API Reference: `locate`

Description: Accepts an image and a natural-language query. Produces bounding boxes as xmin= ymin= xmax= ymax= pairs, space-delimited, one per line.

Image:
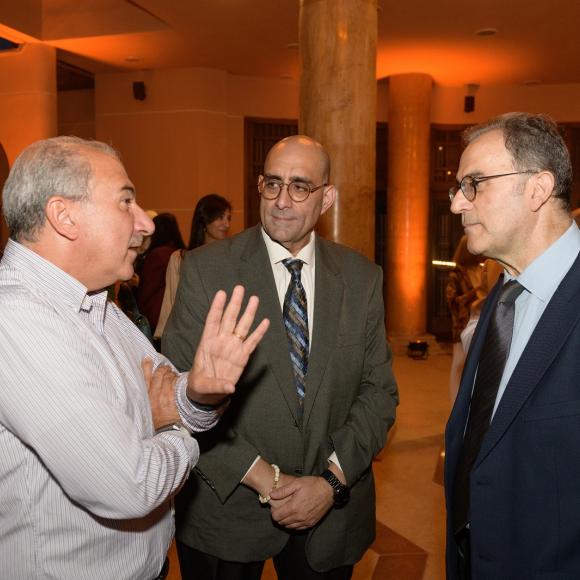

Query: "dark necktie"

xmin=453 ymin=279 xmax=525 ymax=533
xmin=282 ymin=259 xmax=309 ymax=412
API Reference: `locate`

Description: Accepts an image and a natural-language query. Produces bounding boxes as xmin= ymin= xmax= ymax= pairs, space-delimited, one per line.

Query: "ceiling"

xmin=0 ymin=0 xmax=579 ymax=88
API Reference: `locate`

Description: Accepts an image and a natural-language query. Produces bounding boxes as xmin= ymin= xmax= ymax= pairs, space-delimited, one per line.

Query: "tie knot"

xmin=498 ymin=279 xmax=525 ymax=306
xmin=282 ymin=258 xmax=304 ymax=278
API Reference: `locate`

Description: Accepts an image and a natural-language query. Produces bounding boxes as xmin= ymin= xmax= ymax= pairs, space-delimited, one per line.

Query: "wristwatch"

xmin=155 ymin=422 xmax=189 ymax=436
xmin=320 ymin=469 xmax=350 ymax=507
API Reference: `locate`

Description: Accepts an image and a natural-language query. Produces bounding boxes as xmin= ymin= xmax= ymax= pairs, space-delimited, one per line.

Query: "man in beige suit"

xmin=162 ymin=135 xmax=398 ymax=580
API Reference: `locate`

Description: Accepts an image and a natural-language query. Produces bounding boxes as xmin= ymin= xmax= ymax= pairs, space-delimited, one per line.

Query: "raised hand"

xmin=187 ymin=285 xmax=270 ymax=406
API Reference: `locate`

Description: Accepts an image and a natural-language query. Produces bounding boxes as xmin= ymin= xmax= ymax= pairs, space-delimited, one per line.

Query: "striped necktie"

xmin=282 ymin=258 xmax=309 ymax=411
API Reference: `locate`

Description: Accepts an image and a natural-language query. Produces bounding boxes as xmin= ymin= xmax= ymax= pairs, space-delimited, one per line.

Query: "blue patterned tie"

xmin=282 ymin=259 xmax=309 ymax=411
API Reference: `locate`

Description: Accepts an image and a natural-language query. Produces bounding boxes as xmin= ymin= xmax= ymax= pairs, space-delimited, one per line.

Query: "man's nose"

xmin=135 ymin=205 xmax=155 ymax=235
xmin=275 ymin=183 xmax=293 ymax=209
xmin=450 ymin=189 xmax=472 ymax=214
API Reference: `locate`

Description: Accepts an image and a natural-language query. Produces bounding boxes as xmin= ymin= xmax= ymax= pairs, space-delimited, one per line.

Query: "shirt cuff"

xmin=328 ymin=451 xmax=343 ymax=472
xmin=241 ymin=455 xmax=261 ymax=483
xmin=175 ymin=373 xmax=226 ymax=433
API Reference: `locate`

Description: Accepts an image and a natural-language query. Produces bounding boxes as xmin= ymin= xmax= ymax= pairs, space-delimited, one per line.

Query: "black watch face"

xmin=334 ymin=485 xmax=350 ymax=507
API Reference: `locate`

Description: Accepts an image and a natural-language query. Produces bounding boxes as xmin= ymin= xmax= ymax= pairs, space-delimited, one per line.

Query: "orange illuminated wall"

xmin=94 ymin=68 xmax=298 ymax=244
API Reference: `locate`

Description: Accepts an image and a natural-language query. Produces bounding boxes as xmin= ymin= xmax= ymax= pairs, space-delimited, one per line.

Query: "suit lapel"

xmin=445 ymin=278 xmax=502 ymax=483
xmin=238 ymin=227 xmax=300 ymax=423
xmin=476 ymin=253 xmax=580 ymax=467
xmin=303 ymin=238 xmax=343 ymax=426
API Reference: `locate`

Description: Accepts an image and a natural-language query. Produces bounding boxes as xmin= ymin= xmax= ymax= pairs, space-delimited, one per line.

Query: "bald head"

xmin=265 ymin=135 xmax=331 ymax=183
xmin=259 ymin=134 xmax=336 ymax=256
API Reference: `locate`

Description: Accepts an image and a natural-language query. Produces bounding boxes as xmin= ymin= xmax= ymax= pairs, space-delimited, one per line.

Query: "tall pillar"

xmin=386 ymin=73 xmax=432 ymax=344
xmin=299 ymin=0 xmax=377 ymax=259
xmin=0 ymin=42 xmax=57 ymax=247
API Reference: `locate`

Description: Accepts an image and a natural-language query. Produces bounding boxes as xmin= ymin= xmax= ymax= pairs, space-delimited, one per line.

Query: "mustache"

xmin=269 ymin=209 xmax=296 ymax=218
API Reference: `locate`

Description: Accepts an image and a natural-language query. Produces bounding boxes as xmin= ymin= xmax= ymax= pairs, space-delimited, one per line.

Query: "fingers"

xmin=243 ymin=318 xmax=270 ymax=355
xmin=141 ymin=357 xmax=153 ymax=385
xmin=203 ymin=286 xmax=269 ymax=348
xmin=218 ymin=285 xmax=246 ymax=335
xmin=269 ymin=482 xmax=295 ymax=501
xmin=199 ymin=289 xmax=227 ymax=343
xmin=232 ymin=294 xmax=259 ymax=339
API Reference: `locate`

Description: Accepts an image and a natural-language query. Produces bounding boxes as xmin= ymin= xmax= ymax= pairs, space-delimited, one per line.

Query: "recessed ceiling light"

xmin=475 ymin=28 xmax=497 ymax=37
xmin=286 ymin=43 xmax=299 ymax=50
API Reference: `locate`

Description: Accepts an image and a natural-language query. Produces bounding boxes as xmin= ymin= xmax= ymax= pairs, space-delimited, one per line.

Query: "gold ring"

xmin=233 ymin=332 xmax=246 ymax=342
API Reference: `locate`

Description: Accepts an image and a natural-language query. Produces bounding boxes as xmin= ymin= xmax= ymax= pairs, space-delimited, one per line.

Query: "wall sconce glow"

xmin=432 ymin=260 xmax=456 ymax=267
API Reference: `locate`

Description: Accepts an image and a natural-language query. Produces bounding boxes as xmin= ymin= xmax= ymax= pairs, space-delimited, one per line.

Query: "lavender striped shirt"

xmin=0 ymin=240 xmax=219 ymax=579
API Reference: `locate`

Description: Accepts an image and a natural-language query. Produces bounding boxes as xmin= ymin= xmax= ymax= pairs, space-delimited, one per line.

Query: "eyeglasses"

xmin=258 ymin=177 xmax=327 ymax=203
xmin=448 ymin=171 xmax=537 ymax=203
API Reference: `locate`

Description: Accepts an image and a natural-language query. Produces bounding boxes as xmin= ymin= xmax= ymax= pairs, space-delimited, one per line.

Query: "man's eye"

xmin=292 ymin=182 xmax=309 ymax=193
xmin=265 ymin=180 xmax=281 ymax=189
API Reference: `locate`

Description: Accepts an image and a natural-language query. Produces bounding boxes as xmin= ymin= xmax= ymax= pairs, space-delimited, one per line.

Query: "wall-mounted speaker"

xmin=133 ymin=81 xmax=146 ymax=101
xmin=464 ymin=95 xmax=475 ymax=113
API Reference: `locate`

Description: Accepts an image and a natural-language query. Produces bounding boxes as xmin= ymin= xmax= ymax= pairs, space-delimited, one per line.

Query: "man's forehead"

xmin=459 ymin=130 xmax=511 ymax=173
xmin=265 ymin=145 xmax=323 ymax=175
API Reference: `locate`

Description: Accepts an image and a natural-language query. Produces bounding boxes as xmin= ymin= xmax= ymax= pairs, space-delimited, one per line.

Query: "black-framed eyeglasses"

xmin=258 ymin=177 xmax=327 ymax=203
xmin=448 ymin=171 xmax=538 ymax=203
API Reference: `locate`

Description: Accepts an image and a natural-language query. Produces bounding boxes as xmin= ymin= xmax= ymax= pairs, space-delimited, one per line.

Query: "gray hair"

xmin=464 ymin=112 xmax=573 ymax=209
xmin=2 ymin=136 xmax=120 ymax=242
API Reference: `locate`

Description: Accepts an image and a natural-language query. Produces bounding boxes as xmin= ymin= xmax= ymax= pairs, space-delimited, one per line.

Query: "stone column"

xmin=386 ymin=73 xmax=432 ymax=346
xmin=0 ymin=42 xmax=57 ymax=247
xmin=299 ymin=0 xmax=377 ymax=260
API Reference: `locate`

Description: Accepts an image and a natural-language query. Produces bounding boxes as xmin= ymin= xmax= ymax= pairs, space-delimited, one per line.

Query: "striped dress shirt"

xmin=0 ymin=240 xmax=220 ymax=579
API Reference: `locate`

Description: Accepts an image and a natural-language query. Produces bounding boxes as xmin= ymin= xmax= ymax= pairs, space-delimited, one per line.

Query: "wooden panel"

xmin=244 ymin=118 xmax=298 ymax=228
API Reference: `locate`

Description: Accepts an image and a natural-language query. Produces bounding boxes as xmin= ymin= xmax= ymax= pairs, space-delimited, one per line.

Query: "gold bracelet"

xmin=258 ymin=464 xmax=280 ymax=504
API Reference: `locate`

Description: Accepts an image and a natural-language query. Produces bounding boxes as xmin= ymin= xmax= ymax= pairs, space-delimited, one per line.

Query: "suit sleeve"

xmin=329 ymin=265 xmax=399 ymax=485
xmin=161 ymin=252 xmax=260 ymax=501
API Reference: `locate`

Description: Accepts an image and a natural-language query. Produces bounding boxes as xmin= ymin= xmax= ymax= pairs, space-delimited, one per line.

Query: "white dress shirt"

xmin=258 ymin=228 xmax=342 ymax=471
xmin=0 ymin=240 xmax=220 ymax=580
xmin=492 ymin=222 xmax=580 ymax=416
xmin=261 ymin=227 xmax=316 ymax=343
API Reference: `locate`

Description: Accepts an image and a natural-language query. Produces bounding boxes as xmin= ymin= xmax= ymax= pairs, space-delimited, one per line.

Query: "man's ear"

xmin=45 ymin=196 xmax=79 ymax=241
xmin=529 ymin=171 xmax=555 ymax=212
xmin=320 ymin=185 xmax=337 ymax=215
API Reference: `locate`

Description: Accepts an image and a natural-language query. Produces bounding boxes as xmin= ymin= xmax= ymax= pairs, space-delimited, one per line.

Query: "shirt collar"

xmin=2 ymin=239 xmax=108 ymax=314
xmin=260 ymin=227 xmax=316 ymax=267
xmin=511 ymin=222 xmax=580 ymax=302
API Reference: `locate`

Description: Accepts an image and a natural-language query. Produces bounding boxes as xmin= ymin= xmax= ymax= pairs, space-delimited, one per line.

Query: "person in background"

xmin=136 ymin=212 xmax=185 ymax=339
xmin=0 ymin=135 xmax=269 ymax=580
xmin=446 ymin=236 xmax=483 ymax=404
xmin=459 ymin=258 xmax=503 ymax=355
xmin=155 ymin=194 xmax=231 ymax=340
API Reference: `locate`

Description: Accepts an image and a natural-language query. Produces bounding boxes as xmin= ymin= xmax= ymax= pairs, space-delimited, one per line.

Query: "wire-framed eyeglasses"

xmin=258 ymin=177 xmax=327 ymax=203
xmin=448 ymin=171 xmax=538 ymax=203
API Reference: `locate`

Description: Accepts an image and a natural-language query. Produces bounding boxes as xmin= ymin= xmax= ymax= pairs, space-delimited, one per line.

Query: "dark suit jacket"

xmin=162 ymin=225 xmax=398 ymax=572
xmin=445 ymin=251 xmax=580 ymax=579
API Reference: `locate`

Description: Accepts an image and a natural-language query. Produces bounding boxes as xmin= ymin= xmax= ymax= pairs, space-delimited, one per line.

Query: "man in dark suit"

xmin=445 ymin=113 xmax=580 ymax=579
xmin=162 ymin=135 xmax=398 ymax=579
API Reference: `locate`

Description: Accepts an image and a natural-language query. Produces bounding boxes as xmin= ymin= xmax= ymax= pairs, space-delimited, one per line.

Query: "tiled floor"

xmin=169 ymin=349 xmax=452 ymax=580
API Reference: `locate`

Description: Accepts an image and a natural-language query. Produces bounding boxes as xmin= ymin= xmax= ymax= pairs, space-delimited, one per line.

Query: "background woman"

xmin=154 ymin=194 xmax=231 ymax=339
xmin=136 ymin=212 xmax=185 ymax=340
